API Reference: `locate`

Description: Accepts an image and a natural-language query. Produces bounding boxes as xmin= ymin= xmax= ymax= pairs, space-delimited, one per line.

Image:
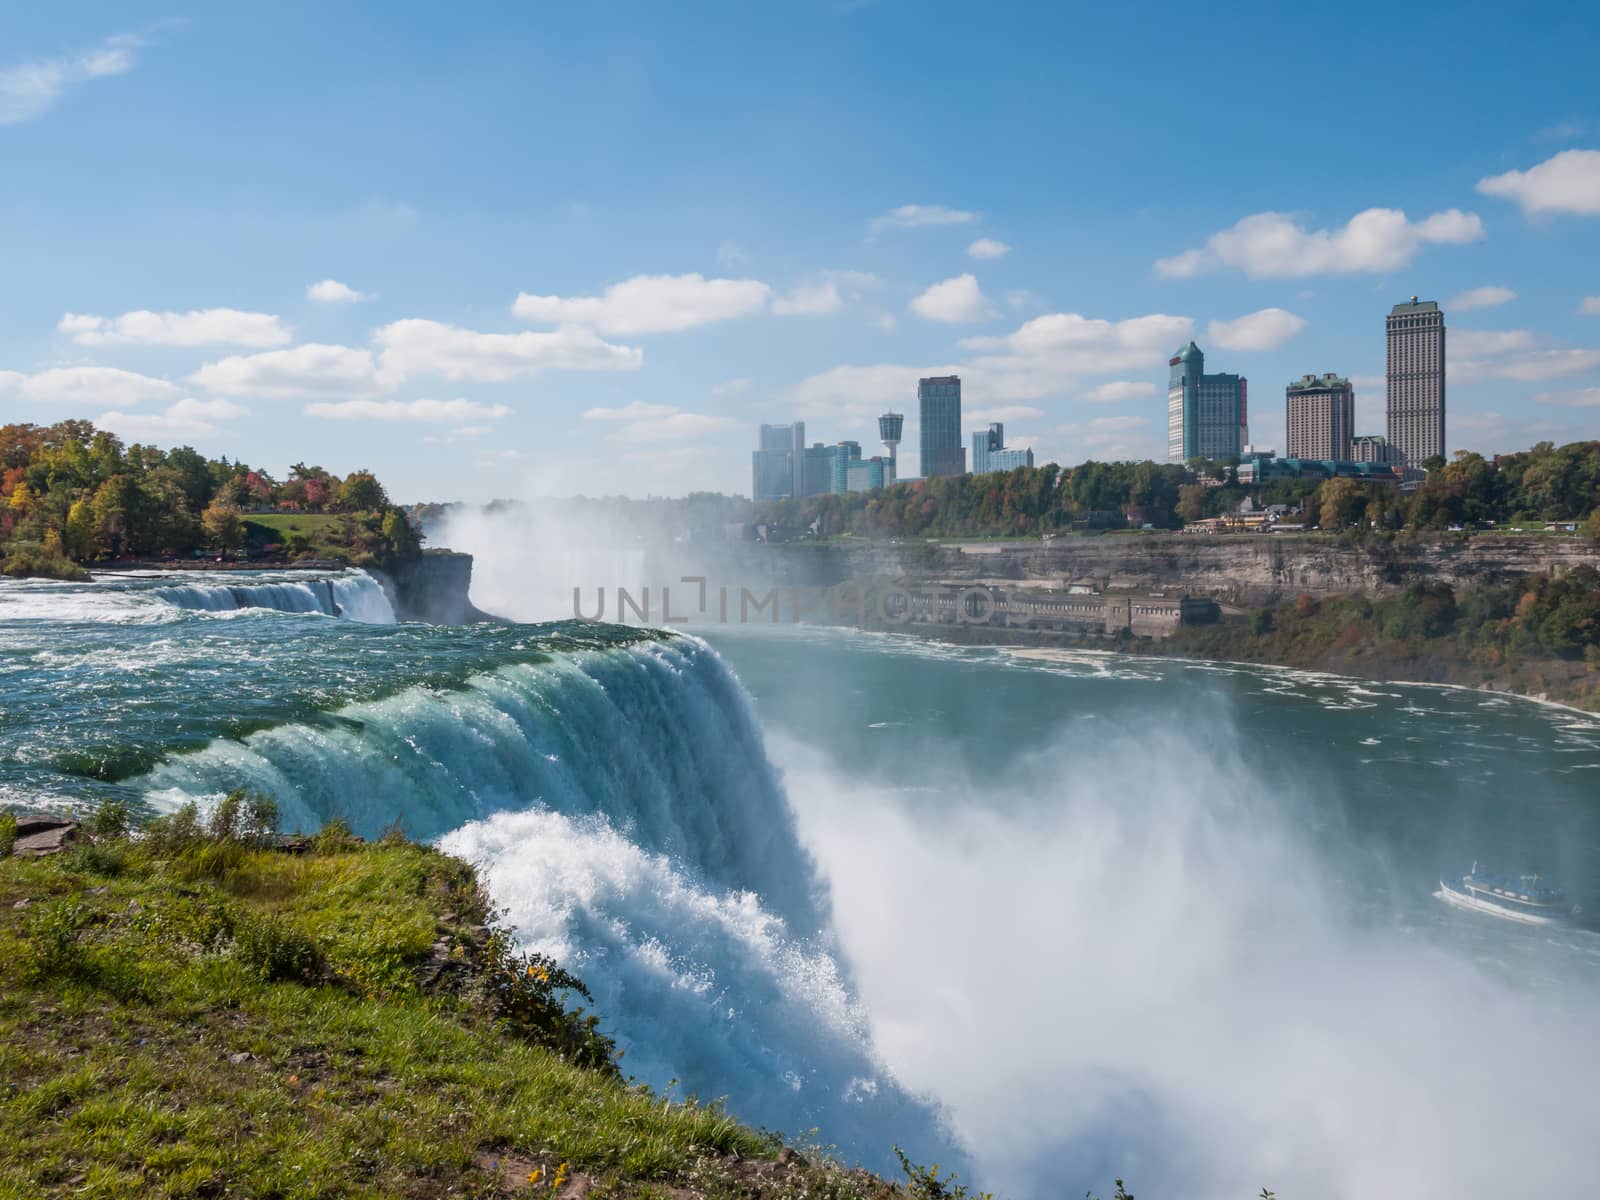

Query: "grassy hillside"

xmin=0 ymin=809 xmax=915 ymax=1200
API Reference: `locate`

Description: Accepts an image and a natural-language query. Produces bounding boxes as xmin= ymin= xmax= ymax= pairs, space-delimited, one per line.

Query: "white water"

xmin=128 ymin=633 xmax=959 ymax=1167
xmin=0 ymin=570 xmax=396 ymax=624
xmin=154 ymin=570 xmax=395 ymax=623
xmin=768 ymin=724 xmax=1600 ymax=1198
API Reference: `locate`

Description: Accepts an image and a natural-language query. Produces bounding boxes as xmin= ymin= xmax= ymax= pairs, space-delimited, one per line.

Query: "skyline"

xmin=1 ymin=4 xmax=1598 ymax=502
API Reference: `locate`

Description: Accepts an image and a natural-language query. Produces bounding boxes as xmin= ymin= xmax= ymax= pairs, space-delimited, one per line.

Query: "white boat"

xmin=1437 ymin=863 xmax=1581 ymax=927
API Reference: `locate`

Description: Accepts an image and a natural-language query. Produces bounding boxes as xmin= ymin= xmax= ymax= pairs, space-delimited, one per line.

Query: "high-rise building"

xmin=970 ymin=422 xmax=1034 ymax=474
xmin=752 ymin=422 xmax=804 ymax=500
xmin=1285 ymin=373 xmax=1355 ymax=460
xmin=1386 ymin=297 xmax=1445 ymax=465
xmin=918 ymin=376 xmax=965 ymax=477
xmin=846 ymin=456 xmax=889 ymax=492
xmin=989 ymin=447 xmax=1034 ymax=471
xmin=1167 ymin=343 xmax=1247 ymax=462
xmin=970 ymin=423 xmax=1004 ymax=474
xmin=1351 ymin=434 xmax=1396 ymax=464
xmin=878 ymin=412 xmax=904 ymax=484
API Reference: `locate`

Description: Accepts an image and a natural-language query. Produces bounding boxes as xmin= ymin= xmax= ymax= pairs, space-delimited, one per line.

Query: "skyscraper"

xmin=1167 ymin=343 xmax=1246 ymax=462
xmin=752 ymin=422 xmax=804 ymax=500
xmin=1386 ymin=297 xmax=1445 ymax=465
xmin=1285 ymin=373 xmax=1355 ymax=460
xmin=970 ymin=423 xmax=1004 ymax=475
xmin=918 ymin=375 xmax=965 ymax=477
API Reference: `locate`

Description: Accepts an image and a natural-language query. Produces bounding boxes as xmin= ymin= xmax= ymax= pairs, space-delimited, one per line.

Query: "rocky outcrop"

xmin=741 ymin=534 xmax=1600 ymax=607
xmin=10 ymin=816 xmax=82 ymax=857
xmin=375 ymin=551 xmax=497 ymax=624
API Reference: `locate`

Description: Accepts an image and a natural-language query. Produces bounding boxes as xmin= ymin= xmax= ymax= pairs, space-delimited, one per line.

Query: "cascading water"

xmin=153 ymin=570 xmax=395 ymax=623
xmin=127 ymin=632 xmax=960 ymax=1170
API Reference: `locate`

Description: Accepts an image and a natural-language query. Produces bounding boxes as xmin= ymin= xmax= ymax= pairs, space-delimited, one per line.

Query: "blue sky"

xmin=2 ymin=1 xmax=1598 ymax=501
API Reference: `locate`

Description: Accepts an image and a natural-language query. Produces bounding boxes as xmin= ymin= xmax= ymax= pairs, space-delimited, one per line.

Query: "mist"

xmin=436 ymin=496 xmax=781 ymax=625
xmin=771 ymin=720 xmax=1600 ymax=1198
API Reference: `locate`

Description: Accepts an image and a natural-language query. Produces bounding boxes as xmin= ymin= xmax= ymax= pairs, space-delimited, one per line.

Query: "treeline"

xmin=759 ymin=441 xmax=1600 ymax=540
xmin=1166 ymin=569 xmax=1600 ymax=710
xmin=1 ymin=419 xmax=421 ymax=579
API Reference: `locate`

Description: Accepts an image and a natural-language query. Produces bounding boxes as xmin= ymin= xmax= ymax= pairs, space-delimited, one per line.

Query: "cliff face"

xmin=738 ymin=535 xmax=1600 ymax=606
xmin=376 ymin=551 xmax=494 ymax=623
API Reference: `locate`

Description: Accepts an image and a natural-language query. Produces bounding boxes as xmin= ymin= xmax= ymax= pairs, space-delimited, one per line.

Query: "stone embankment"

xmin=740 ymin=534 xmax=1599 ymax=607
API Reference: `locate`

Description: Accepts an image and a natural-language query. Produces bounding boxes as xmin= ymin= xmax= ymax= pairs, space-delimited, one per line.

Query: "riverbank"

xmin=862 ymin=593 xmax=1600 ymax=714
xmin=0 ymin=813 xmax=930 ymax=1199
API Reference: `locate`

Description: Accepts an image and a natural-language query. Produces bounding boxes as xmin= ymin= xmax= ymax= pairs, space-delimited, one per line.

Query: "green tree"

xmin=338 ymin=470 xmax=388 ymax=512
xmin=201 ymin=498 xmax=245 ymax=554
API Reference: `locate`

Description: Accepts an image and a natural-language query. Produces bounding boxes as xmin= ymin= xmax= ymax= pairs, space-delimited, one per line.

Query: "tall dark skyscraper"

xmin=1386 ymin=297 xmax=1446 ymax=465
xmin=918 ymin=375 xmax=964 ymax=477
xmin=1285 ymin=373 xmax=1355 ymax=460
xmin=1166 ymin=343 xmax=1246 ymax=462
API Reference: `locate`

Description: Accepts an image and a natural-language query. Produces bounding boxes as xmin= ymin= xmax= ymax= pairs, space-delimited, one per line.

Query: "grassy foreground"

xmin=0 ymin=811 xmax=920 ymax=1200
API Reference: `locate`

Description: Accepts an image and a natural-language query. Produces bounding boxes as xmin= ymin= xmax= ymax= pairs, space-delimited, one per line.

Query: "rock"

xmin=12 ymin=898 xmax=31 ymax=910
xmin=11 ymin=817 xmax=81 ymax=858
xmin=228 ymin=1051 xmax=255 ymax=1065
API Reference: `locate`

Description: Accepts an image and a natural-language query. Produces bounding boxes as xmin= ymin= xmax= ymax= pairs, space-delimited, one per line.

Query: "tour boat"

xmin=1437 ymin=863 xmax=1581 ymax=927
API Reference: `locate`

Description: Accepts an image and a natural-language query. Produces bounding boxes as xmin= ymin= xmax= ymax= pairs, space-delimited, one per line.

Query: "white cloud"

xmin=190 ymin=343 xmax=380 ymax=398
xmin=1578 ymin=297 xmax=1600 ymax=316
xmin=513 ymin=273 xmax=770 ymax=334
xmin=910 ymin=274 xmax=994 ymax=323
xmin=303 ymin=398 xmax=512 ymax=423
xmin=717 ymin=241 xmax=749 ymax=269
xmin=1206 ymin=307 xmax=1307 ymax=352
xmin=611 ymin=412 xmax=739 ymax=442
xmin=968 ymin=238 xmax=1012 ymax=260
xmin=786 ymin=363 xmax=956 ymax=424
xmin=711 ymin=378 xmax=751 ymax=398
xmin=874 ymin=312 xmax=897 ymax=333
xmin=1082 ymin=380 xmax=1157 ymax=405
xmin=870 ymin=204 xmax=979 ymax=234
xmin=772 ymin=282 xmax=843 ymax=316
xmin=306 ymin=279 xmax=372 ymax=304
xmin=1455 ymin=348 xmax=1600 ymax=382
xmin=1533 ymin=387 xmax=1600 ymax=408
xmin=967 ymin=406 xmax=1044 ymax=424
xmin=1451 ymin=329 xmax=1537 ymax=357
xmin=583 ymin=402 xmax=738 ymax=442
xmin=1476 ymin=149 xmax=1600 ymax=216
xmin=0 ymin=364 xmax=182 ymax=407
xmin=59 ymin=308 xmax=291 ymax=349
xmin=376 ymin=319 xmax=642 ymax=383
xmin=0 ymin=31 xmax=147 ymax=126
xmin=94 ymin=397 xmax=246 ymax=441
xmin=1155 ymin=208 xmax=1485 ymax=278
xmin=1448 ymin=286 xmax=1516 ymax=311
xmin=963 ymin=311 xmax=1193 ymax=378
xmin=583 ymin=402 xmax=681 ymax=421
xmin=1054 ymin=415 xmax=1154 ymax=459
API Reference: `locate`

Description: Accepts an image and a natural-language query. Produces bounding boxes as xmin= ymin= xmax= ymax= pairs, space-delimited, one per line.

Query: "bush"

xmin=207 ymin=788 xmax=279 ymax=843
xmin=477 ymin=938 xmax=619 ymax=1075
xmin=89 ymin=797 xmax=132 ymax=840
xmin=0 ymin=543 xmax=90 ymax=581
xmin=0 ymin=811 xmax=15 ymax=857
xmin=312 ymin=817 xmax=360 ymax=855
xmin=21 ymin=902 xmax=89 ymax=984
xmin=143 ymin=802 xmax=206 ymax=855
xmin=234 ymin=913 xmax=322 ymax=983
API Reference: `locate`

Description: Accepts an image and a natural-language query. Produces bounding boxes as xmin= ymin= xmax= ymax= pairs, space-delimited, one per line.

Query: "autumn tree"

xmin=201 ymin=498 xmax=245 ymax=554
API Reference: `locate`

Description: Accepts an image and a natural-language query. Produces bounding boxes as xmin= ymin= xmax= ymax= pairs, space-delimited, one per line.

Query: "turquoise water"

xmin=4 ymin=572 xmax=1599 ymax=1198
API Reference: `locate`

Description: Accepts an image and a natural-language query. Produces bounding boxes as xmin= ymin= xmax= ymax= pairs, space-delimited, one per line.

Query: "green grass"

xmin=244 ymin=513 xmax=351 ymax=561
xmin=0 ymin=831 xmax=798 ymax=1199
